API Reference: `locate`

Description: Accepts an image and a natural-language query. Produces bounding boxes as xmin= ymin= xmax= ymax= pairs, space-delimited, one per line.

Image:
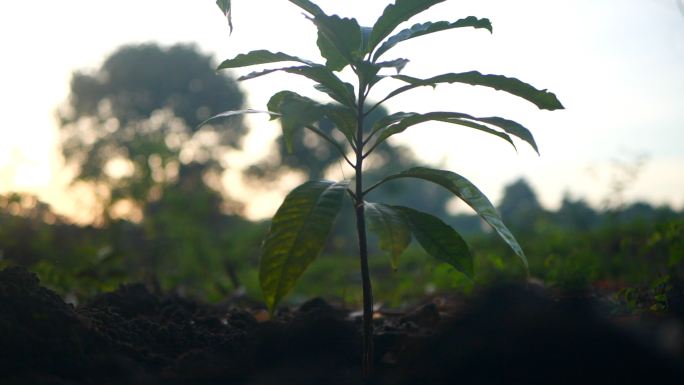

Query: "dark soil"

xmin=1 ymin=266 xmax=682 ymax=384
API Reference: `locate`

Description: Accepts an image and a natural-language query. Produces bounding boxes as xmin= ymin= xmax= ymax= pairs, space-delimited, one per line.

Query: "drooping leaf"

xmin=267 ymin=91 xmax=356 ymax=149
xmin=216 ymin=0 xmax=233 ymax=33
xmin=322 ymin=105 xmax=357 ymax=144
xmin=373 ymin=17 xmax=492 ymax=61
xmin=239 ymin=65 xmax=355 ymax=107
xmin=198 ymin=109 xmax=279 ymax=129
xmin=389 ymin=71 xmax=564 ymax=110
xmin=267 ymin=92 xmax=326 ymax=152
xmin=393 ymin=206 xmax=473 ymax=277
xmin=217 ymin=50 xmax=315 ymax=70
xmin=372 ymin=167 xmax=528 ymax=269
xmin=371 ymin=111 xmax=527 ymax=153
xmin=311 ymin=14 xmax=363 ymax=71
xmin=260 ymin=180 xmax=349 ymax=313
xmin=365 ymin=202 xmax=412 ymax=269
xmin=367 ymin=0 xmax=446 ymax=54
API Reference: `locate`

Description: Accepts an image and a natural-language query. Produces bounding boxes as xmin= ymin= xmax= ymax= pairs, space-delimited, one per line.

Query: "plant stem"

xmin=355 ymin=80 xmax=374 ymax=378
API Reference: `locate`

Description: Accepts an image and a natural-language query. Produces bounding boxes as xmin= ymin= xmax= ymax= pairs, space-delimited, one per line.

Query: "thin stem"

xmin=362 ymin=129 xmax=379 ymax=148
xmin=362 ymin=138 xmax=383 ymax=160
xmin=304 ymin=125 xmax=355 ymax=169
xmin=354 ymin=78 xmax=374 ymax=379
xmin=362 ymin=179 xmax=387 ymax=197
xmin=346 ymin=188 xmax=358 ymax=203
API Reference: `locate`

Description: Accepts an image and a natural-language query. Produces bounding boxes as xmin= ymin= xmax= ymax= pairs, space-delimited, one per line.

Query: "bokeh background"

xmin=0 ymin=0 xmax=682 ymax=307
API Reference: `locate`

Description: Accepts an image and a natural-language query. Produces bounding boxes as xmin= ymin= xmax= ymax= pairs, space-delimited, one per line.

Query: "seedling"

xmin=208 ymin=0 xmax=563 ymax=376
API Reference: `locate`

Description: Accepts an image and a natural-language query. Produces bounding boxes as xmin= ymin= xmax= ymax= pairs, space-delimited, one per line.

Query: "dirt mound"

xmin=1 ymin=267 xmax=682 ymax=384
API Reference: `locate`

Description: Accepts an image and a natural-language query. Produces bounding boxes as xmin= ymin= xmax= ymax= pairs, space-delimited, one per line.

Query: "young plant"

xmin=208 ymin=0 xmax=563 ymax=375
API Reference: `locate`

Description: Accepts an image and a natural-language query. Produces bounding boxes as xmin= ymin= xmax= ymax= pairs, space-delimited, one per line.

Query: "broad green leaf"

xmin=390 ymin=71 xmax=564 ymax=110
xmin=371 ymin=111 xmax=526 ymax=153
xmin=239 ymin=65 xmax=355 ymax=107
xmin=393 ymin=206 xmax=473 ymax=277
xmin=217 ymin=50 xmax=315 ymax=70
xmin=373 ymin=17 xmax=492 ymax=61
xmin=198 ymin=109 xmax=279 ymax=129
xmin=267 ymin=91 xmax=356 ymax=148
xmin=312 ymin=14 xmax=363 ymax=71
xmin=260 ymin=180 xmax=349 ymax=312
xmin=216 ymin=0 xmax=233 ymax=33
xmin=365 ymin=202 xmax=412 ymax=269
xmin=267 ymin=92 xmax=325 ymax=152
xmin=374 ymin=167 xmax=528 ymax=269
xmin=367 ymin=0 xmax=445 ymax=54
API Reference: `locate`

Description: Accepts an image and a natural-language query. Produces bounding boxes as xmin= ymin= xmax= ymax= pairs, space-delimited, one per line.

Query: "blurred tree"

xmin=59 ymin=43 xmax=247 ymax=221
xmin=57 ymin=43 xmax=258 ymax=297
xmin=498 ymin=178 xmax=545 ymax=232
xmin=555 ymin=194 xmax=600 ymax=231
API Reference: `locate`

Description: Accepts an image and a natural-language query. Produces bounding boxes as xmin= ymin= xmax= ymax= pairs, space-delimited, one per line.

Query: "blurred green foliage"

xmin=1 ymin=43 xmax=680 ymax=310
xmin=1 ymin=179 xmax=681 ymax=308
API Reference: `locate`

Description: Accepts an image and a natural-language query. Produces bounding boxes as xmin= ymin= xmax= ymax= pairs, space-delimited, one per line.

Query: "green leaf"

xmin=371 ymin=111 xmax=527 ymax=153
xmin=216 ymin=0 xmax=233 ymax=33
xmin=217 ymin=50 xmax=315 ymax=70
xmin=267 ymin=91 xmax=356 ymax=149
xmin=312 ymin=14 xmax=363 ymax=71
xmin=365 ymin=202 xmax=412 ymax=270
xmin=198 ymin=109 xmax=279 ymax=129
xmin=239 ymin=65 xmax=355 ymax=107
xmin=367 ymin=0 xmax=446 ymax=54
xmin=393 ymin=206 xmax=473 ymax=277
xmin=267 ymin=92 xmax=325 ymax=152
xmin=260 ymin=180 xmax=349 ymax=313
xmin=390 ymin=71 xmax=564 ymax=110
xmin=373 ymin=17 xmax=492 ymax=61
xmin=372 ymin=167 xmax=528 ymax=269
xmin=322 ymin=105 xmax=357 ymax=144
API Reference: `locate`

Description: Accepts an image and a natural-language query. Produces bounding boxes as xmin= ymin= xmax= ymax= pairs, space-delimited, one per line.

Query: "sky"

xmin=0 ymin=0 xmax=683 ymax=221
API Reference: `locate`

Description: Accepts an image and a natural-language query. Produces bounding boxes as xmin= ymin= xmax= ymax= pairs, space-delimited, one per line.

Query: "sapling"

xmin=208 ymin=0 xmax=563 ymax=376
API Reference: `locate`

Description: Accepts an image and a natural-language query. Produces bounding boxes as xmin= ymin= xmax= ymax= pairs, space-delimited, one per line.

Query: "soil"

xmin=1 ymin=266 xmax=683 ymax=385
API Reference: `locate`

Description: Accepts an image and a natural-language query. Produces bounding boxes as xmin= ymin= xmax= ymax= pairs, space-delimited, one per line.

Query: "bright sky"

xmin=1 ymin=0 xmax=683 ymax=221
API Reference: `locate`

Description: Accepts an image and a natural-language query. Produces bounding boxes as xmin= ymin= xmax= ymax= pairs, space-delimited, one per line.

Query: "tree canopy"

xmin=59 ymin=43 xmax=247 ymax=220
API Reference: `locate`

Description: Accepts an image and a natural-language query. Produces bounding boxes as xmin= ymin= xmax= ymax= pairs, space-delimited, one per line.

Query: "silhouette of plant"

xmin=207 ymin=0 xmax=563 ymax=376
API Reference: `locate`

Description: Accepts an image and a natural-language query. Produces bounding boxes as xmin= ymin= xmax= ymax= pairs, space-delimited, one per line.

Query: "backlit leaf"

xmin=373 ymin=168 xmax=528 ymax=269
xmin=217 ymin=50 xmax=315 ymax=70
xmin=267 ymin=91 xmax=356 ymax=148
xmin=311 ymin=14 xmax=363 ymax=71
xmin=390 ymin=71 xmax=564 ymax=110
xmin=239 ymin=65 xmax=355 ymax=107
xmin=371 ymin=111 xmax=527 ymax=153
xmin=365 ymin=202 xmax=412 ymax=269
xmin=368 ymin=0 xmax=445 ymax=54
xmin=267 ymin=92 xmax=325 ymax=152
xmin=216 ymin=0 xmax=233 ymax=33
xmin=260 ymin=180 xmax=349 ymax=313
xmin=373 ymin=17 xmax=492 ymax=61
xmin=198 ymin=109 xmax=279 ymax=129
xmin=393 ymin=206 xmax=473 ymax=277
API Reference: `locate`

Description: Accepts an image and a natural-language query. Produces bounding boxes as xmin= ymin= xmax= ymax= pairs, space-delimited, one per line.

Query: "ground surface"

xmin=1 ymin=266 xmax=683 ymax=384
